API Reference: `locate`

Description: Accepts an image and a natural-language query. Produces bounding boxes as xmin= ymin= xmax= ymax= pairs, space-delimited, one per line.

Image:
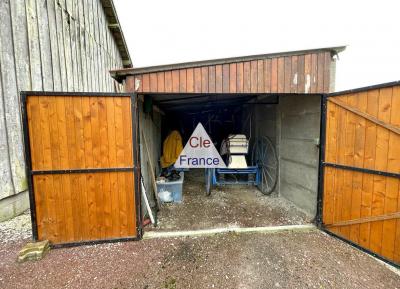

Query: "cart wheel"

xmin=251 ymin=136 xmax=278 ymax=195
xmin=205 ymin=168 xmax=213 ymax=196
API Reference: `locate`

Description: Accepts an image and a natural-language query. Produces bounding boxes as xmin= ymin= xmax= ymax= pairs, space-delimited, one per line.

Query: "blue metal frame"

xmin=211 ymin=166 xmax=261 ymax=186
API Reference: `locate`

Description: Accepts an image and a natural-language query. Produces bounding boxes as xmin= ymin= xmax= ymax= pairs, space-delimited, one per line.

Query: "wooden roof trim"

xmin=101 ymin=0 xmax=132 ymax=68
xmin=328 ymin=80 xmax=400 ymax=97
xmin=110 ymin=46 xmax=346 ymax=79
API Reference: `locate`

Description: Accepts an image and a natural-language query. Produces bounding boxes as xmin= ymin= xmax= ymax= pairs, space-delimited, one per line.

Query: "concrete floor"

xmin=148 ymin=169 xmax=312 ymax=232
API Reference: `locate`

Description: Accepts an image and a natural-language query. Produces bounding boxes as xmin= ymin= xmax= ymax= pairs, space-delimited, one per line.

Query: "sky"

xmin=114 ymin=0 xmax=400 ymax=91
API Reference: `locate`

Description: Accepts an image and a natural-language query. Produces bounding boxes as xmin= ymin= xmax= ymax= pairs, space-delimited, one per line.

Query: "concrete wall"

xmin=278 ymin=94 xmax=321 ymax=216
xmin=253 ymin=104 xmax=278 ymax=193
xmin=255 ymin=105 xmax=277 ymax=144
xmin=0 ymin=0 xmax=125 ymax=221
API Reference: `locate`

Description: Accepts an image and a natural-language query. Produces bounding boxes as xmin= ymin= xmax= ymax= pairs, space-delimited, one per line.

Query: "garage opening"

xmin=139 ymin=92 xmax=323 ymax=231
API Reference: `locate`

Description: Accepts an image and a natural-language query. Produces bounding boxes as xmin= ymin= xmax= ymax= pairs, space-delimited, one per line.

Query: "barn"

xmin=0 ymin=0 xmax=132 ymax=221
xmin=20 ymin=43 xmax=400 ymax=267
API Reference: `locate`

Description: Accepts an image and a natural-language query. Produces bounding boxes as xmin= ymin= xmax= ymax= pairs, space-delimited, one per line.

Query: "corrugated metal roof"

xmin=110 ymin=46 xmax=346 ymax=80
xmin=101 ymin=0 xmax=132 ymax=67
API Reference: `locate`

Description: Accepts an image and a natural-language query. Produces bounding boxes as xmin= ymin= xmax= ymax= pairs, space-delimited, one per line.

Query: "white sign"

xmin=174 ymin=123 xmax=226 ymax=168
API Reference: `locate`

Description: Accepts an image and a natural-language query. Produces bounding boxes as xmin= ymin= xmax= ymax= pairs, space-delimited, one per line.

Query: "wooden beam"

xmin=108 ymin=23 xmax=119 ymax=29
xmin=328 ymin=97 xmax=400 ymax=135
xmin=325 ymin=211 xmax=400 ymax=228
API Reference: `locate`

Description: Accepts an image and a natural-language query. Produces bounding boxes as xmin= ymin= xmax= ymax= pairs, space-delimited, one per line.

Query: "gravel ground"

xmin=0 ymin=210 xmax=32 ymax=243
xmin=151 ymin=169 xmax=311 ymax=231
xmin=1 ymin=170 xmax=398 ymax=288
xmin=0 ymin=228 xmax=399 ymax=289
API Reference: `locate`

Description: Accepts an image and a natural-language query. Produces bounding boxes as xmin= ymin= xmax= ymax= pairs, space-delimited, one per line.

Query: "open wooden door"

xmin=320 ymin=82 xmax=400 ymax=265
xmin=319 ymin=82 xmax=400 ymax=266
xmin=21 ymin=92 xmax=141 ymax=246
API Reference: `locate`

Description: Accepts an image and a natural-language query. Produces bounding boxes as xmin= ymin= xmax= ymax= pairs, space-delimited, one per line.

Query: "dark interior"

xmin=153 ymin=93 xmax=278 ymax=151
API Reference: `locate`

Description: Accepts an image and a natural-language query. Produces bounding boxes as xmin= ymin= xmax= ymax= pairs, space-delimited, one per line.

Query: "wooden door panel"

xmin=321 ymin=84 xmax=400 ymax=265
xmin=22 ymin=92 xmax=139 ymax=246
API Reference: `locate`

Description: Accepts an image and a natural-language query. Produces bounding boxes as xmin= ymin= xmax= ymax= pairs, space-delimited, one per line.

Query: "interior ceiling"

xmin=151 ymin=94 xmax=279 ymax=113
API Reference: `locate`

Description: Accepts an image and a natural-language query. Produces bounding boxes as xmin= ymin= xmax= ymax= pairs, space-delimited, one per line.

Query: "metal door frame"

xmin=21 ymin=91 xmax=142 ymax=248
xmin=316 ymin=81 xmax=400 ymax=268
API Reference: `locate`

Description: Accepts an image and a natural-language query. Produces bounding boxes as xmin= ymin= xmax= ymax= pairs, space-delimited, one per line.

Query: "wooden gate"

xmin=320 ymin=82 xmax=400 ymax=265
xmin=21 ymin=92 xmax=140 ymax=246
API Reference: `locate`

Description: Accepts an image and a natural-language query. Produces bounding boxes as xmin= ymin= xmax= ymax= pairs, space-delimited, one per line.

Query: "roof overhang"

xmin=110 ymin=46 xmax=346 ymax=82
xmin=102 ymin=0 xmax=132 ymax=68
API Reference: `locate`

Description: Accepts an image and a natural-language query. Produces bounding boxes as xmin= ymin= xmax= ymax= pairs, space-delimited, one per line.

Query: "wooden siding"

xmin=322 ymin=84 xmax=400 ymax=264
xmin=0 ymin=0 xmax=125 ymax=207
xmin=128 ymin=52 xmax=333 ymax=94
xmin=26 ymin=95 xmax=137 ymax=244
